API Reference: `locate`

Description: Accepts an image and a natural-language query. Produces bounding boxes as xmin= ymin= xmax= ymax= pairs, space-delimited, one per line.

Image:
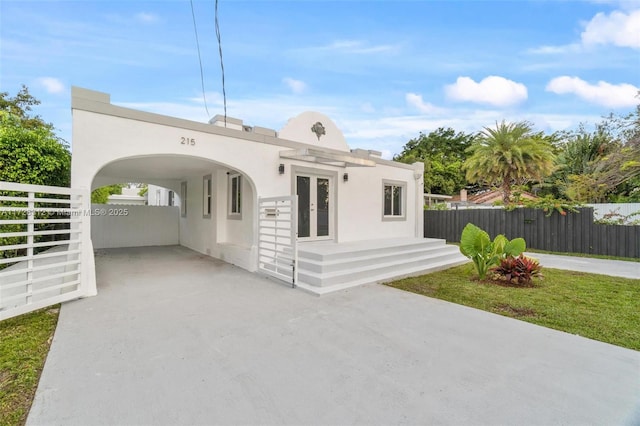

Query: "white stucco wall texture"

xmin=91 ymin=204 xmax=179 ymax=249
xmin=71 ymin=87 xmax=424 ymax=272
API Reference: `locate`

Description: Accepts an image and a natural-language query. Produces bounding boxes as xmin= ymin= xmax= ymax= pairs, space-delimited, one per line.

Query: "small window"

xmin=382 ymin=181 xmax=406 ymax=221
xmin=168 ymin=191 xmax=174 ymax=207
xmin=228 ymin=173 xmax=242 ymax=219
xmin=203 ymin=174 xmax=212 ymax=218
xmin=180 ymin=181 xmax=187 ymax=217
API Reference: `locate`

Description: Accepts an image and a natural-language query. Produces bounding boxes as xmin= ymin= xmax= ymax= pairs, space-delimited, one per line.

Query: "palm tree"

xmin=463 ymin=121 xmax=556 ymax=204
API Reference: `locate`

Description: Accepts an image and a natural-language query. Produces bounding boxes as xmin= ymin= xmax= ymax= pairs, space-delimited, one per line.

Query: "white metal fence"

xmin=0 ymin=181 xmax=93 ymax=321
xmin=257 ymin=196 xmax=297 ymax=287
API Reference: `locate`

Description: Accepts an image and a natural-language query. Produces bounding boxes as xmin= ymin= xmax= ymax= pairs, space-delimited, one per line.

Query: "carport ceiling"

xmin=97 ymin=156 xmax=220 ymax=182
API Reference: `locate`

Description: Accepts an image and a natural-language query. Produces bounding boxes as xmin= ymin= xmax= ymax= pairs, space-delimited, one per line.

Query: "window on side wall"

xmin=228 ymin=173 xmax=242 ymax=219
xmin=180 ymin=181 xmax=187 ymax=217
xmin=203 ymin=174 xmax=212 ymax=218
xmin=382 ymin=180 xmax=406 ymax=221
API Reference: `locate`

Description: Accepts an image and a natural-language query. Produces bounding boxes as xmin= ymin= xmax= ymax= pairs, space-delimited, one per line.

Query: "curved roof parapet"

xmin=279 ymin=111 xmax=350 ymax=152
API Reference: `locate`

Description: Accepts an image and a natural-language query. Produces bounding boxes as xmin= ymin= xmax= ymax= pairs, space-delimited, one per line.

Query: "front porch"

xmin=294 ymin=237 xmax=467 ymax=295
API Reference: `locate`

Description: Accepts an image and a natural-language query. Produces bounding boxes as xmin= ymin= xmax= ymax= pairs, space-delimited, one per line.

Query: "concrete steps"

xmin=295 ymin=238 xmax=468 ymax=295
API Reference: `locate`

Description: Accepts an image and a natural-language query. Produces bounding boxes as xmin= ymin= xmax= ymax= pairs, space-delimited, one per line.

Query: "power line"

xmin=190 ymin=0 xmax=210 ymax=118
xmin=215 ymin=0 xmax=227 ymax=126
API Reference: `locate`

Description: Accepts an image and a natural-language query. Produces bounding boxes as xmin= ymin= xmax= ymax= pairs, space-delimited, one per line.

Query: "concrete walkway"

xmin=525 ymin=252 xmax=640 ymax=279
xmin=28 ymin=246 xmax=640 ymax=426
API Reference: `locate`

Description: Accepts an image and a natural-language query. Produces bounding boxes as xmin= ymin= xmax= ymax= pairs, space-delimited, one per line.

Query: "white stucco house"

xmin=73 ymin=87 xmax=464 ymax=294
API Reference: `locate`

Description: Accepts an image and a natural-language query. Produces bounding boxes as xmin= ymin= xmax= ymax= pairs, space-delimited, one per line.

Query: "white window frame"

xmin=203 ymin=174 xmax=212 ymax=219
xmin=180 ymin=181 xmax=187 ymax=218
xmin=227 ymin=173 xmax=242 ymax=220
xmin=382 ymin=180 xmax=406 ymax=221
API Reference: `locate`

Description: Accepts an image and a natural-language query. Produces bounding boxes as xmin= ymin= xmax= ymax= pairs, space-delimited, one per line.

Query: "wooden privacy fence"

xmin=424 ymin=207 xmax=640 ymax=258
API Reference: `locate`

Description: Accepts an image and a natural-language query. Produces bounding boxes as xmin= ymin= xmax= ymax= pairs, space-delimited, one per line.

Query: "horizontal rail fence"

xmin=425 ymin=207 xmax=640 ymax=258
xmin=258 ymin=196 xmax=298 ymax=287
xmin=0 ymin=181 xmax=89 ymax=320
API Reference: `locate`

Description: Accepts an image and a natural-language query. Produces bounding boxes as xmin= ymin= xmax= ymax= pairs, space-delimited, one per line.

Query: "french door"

xmin=296 ymin=174 xmax=332 ymax=240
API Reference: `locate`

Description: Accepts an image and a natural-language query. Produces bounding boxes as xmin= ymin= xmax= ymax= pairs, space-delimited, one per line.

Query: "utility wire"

xmin=215 ymin=0 xmax=227 ymax=126
xmin=190 ymin=0 xmax=210 ymax=118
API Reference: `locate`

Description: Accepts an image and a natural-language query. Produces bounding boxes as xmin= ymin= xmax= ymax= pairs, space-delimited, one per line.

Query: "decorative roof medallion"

xmin=311 ymin=121 xmax=326 ymax=140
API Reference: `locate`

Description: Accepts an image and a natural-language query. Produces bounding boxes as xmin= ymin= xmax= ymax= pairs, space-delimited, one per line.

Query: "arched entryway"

xmin=87 ymin=154 xmax=259 ymax=291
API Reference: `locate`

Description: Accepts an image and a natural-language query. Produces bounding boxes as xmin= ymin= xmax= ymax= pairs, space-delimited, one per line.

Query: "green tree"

xmin=546 ymin=126 xmax=616 ymax=201
xmin=463 ymin=121 xmax=556 ymax=204
xmin=0 ymin=87 xmax=70 ymax=187
xmin=91 ymin=184 xmax=124 ymax=204
xmin=551 ymin=104 xmax=640 ymax=202
xmin=0 ymin=84 xmax=51 ymax=130
xmin=394 ymin=127 xmax=476 ymax=194
xmin=0 ymin=87 xmax=71 ymax=263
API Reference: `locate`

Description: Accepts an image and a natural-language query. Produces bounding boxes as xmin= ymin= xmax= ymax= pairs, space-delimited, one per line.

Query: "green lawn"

xmin=387 ymin=263 xmax=640 ymax=351
xmin=526 ymin=248 xmax=640 ymax=263
xmin=0 ymin=307 xmax=59 ymax=426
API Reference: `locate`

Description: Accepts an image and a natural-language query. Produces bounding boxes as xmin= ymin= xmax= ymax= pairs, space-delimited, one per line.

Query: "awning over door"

xmin=279 ymin=148 xmax=376 ymax=168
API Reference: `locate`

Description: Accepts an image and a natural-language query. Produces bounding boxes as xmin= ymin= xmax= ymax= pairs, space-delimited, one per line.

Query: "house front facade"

xmin=72 ymin=87 xmax=462 ymax=294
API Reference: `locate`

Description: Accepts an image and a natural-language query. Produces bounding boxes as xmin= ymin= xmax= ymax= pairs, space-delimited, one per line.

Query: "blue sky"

xmin=1 ymin=0 xmax=639 ymax=158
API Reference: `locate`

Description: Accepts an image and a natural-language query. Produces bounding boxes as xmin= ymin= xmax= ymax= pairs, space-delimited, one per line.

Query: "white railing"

xmin=257 ymin=196 xmax=297 ymax=287
xmin=0 ymin=181 xmax=92 ymax=321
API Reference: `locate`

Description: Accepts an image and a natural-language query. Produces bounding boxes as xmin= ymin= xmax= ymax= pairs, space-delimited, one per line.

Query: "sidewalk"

xmin=525 ymin=252 xmax=640 ymax=279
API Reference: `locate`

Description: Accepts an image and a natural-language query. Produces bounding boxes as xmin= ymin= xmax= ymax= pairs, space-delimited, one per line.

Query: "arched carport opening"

xmin=89 ymin=154 xmax=259 ymax=276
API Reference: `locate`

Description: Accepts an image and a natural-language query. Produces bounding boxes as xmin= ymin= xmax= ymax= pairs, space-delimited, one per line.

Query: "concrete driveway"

xmin=28 ymin=246 xmax=640 ymax=426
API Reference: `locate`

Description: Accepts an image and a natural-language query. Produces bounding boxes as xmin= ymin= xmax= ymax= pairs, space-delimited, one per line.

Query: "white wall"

xmin=177 ymin=168 xmax=256 ymax=271
xmin=72 ymin=88 xmax=424 ymax=272
xmin=587 ymin=203 xmax=640 ymax=224
xmin=92 ymin=204 xmax=179 ymax=249
xmin=147 ymin=184 xmax=174 ymax=206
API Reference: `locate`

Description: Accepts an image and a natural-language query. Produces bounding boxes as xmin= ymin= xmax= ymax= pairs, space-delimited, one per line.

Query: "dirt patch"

xmin=494 ymin=303 xmax=537 ymax=318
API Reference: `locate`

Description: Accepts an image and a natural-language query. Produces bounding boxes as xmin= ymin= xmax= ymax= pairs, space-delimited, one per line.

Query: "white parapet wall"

xmin=91 ymin=204 xmax=179 ymax=249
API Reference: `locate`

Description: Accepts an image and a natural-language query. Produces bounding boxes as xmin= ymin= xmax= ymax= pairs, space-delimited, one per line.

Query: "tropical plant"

xmin=491 ymin=254 xmax=542 ymax=285
xmin=459 ymin=223 xmax=526 ymax=279
xmin=463 ymin=121 xmax=556 ymax=204
xmin=395 ymin=127 xmax=476 ymax=194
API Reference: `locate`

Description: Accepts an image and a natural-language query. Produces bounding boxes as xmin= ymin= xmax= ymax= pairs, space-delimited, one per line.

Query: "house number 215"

xmin=180 ymin=137 xmax=195 ymax=146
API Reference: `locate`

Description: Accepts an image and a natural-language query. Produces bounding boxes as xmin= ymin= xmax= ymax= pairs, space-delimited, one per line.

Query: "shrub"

xmin=504 ymin=195 xmax=581 ymax=217
xmin=459 ymin=223 xmax=526 ymax=279
xmin=491 ymin=254 xmax=542 ymax=285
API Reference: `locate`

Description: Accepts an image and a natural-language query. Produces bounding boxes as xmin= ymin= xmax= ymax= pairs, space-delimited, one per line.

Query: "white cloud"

xmin=135 ymin=12 xmax=159 ymax=23
xmin=590 ymin=0 xmax=640 ymax=11
xmin=282 ymin=77 xmax=307 ymax=94
xmin=581 ymin=9 xmax=640 ymax=49
xmin=36 ymin=77 xmax=65 ymax=94
xmin=444 ymin=76 xmax=528 ymax=107
xmin=546 ymin=76 xmax=639 ymax=108
xmin=304 ymin=40 xmax=399 ymax=55
xmin=405 ymin=93 xmax=444 ymax=114
xmin=526 ymin=44 xmax=581 ymax=55
xmin=360 ymin=102 xmax=375 ymax=113
xmin=116 ymin=91 xmax=604 ymax=160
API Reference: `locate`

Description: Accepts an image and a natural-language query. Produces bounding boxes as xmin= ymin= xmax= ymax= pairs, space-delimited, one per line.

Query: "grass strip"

xmin=387 ymin=264 xmax=640 ymax=351
xmin=0 ymin=306 xmax=60 ymax=426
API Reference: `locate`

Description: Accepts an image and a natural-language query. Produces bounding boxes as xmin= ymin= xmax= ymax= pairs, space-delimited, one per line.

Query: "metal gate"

xmin=257 ymin=196 xmax=298 ymax=287
xmin=1 ymin=181 xmax=92 ymax=321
